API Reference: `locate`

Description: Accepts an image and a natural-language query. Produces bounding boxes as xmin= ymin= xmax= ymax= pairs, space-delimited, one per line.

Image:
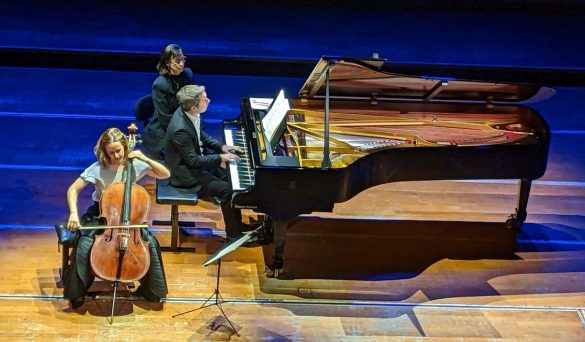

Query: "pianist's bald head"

xmin=177 ymin=85 xmax=206 ymax=112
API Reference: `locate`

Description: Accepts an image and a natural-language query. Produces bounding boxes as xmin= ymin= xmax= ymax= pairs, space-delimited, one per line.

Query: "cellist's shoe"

xmin=69 ymin=297 xmax=84 ymax=309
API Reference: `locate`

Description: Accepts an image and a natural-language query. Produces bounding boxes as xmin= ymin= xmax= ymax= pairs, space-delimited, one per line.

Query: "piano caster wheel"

xmin=505 ymin=216 xmax=520 ymax=232
xmin=506 ymin=208 xmax=527 ymax=232
xmin=265 ymin=266 xmax=283 ymax=278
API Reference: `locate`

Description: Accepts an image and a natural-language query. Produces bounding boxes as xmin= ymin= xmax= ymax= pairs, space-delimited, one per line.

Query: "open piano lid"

xmin=298 ymin=57 xmax=551 ymax=103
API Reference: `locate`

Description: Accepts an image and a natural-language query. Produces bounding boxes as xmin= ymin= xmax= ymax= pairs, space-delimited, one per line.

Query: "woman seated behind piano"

xmin=142 ymin=43 xmax=194 ymax=158
xmin=63 ymin=127 xmax=171 ymax=309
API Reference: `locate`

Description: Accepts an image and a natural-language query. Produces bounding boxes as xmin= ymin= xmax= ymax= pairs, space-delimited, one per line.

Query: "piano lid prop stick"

xmin=322 ymin=59 xmax=334 ymax=169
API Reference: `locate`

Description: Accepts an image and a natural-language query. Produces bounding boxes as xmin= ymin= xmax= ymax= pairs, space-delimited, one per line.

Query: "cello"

xmin=89 ymin=124 xmax=151 ymax=319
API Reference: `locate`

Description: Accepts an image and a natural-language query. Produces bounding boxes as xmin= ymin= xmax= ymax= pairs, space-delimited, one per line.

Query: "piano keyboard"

xmin=224 ymin=128 xmax=255 ymax=190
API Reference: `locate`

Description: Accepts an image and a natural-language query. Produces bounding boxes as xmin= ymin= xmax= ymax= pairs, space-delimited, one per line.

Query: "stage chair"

xmin=134 ymin=94 xmax=154 ymax=126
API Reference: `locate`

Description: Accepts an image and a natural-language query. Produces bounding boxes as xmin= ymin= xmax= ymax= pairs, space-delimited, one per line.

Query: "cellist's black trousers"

xmin=62 ymin=203 xmax=168 ymax=301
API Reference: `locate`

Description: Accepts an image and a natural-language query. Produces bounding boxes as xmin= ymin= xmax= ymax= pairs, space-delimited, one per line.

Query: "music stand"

xmin=172 ymin=226 xmax=262 ymax=336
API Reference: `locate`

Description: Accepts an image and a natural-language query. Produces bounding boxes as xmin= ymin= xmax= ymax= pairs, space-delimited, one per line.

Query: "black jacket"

xmin=152 ymin=67 xmax=194 ymax=130
xmin=164 ymin=107 xmax=223 ymax=188
xmin=142 ymin=68 xmax=194 ymax=156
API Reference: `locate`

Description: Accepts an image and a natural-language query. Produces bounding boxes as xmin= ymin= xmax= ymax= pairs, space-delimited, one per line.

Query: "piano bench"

xmin=154 ymin=178 xmax=199 ymax=252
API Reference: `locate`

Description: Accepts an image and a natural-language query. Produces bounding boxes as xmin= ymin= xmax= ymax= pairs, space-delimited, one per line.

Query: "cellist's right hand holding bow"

xmin=67 ymin=212 xmax=80 ymax=230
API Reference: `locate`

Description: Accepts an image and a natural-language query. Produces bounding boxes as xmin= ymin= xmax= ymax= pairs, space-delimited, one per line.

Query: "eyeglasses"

xmin=171 ymin=56 xmax=187 ymax=65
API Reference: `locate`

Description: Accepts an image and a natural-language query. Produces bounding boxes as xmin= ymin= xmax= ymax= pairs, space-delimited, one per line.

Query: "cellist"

xmin=63 ymin=127 xmax=170 ymax=309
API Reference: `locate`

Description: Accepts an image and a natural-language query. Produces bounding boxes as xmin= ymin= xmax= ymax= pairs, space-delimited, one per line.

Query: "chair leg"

xmin=157 ymin=204 xmax=196 ymax=253
xmin=171 ymin=204 xmax=179 ymax=250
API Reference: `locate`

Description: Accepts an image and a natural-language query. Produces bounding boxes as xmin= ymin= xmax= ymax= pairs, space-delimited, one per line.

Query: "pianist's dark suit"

xmin=164 ymin=107 xmax=247 ymax=238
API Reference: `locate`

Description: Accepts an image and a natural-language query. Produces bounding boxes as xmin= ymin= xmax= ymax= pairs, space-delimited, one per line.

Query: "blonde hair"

xmin=94 ymin=128 xmax=128 ymax=167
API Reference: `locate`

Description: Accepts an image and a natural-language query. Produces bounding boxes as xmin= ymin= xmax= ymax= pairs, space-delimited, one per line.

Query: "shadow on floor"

xmin=265 ymin=217 xmax=519 ymax=281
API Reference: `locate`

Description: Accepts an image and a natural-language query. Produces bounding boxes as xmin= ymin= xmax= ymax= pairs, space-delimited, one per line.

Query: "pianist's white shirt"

xmin=184 ymin=110 xmax=204 ymax=154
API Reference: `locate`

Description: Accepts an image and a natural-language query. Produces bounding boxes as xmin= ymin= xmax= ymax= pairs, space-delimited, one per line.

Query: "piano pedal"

xmin=265 ymin=256 xmax=284 ymax=278
xmin=265 ymin=266 xmax=283 ymax=278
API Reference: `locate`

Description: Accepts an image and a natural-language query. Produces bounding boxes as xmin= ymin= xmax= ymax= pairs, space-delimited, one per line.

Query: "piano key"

xmin=224 ymin=129 xmax=241 ymax=189
xmin=224 ymin=128 xmax=255 ymax=190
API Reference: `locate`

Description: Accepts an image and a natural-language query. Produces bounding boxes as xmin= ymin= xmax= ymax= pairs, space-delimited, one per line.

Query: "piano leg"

xmin=265 ymin=219 xmax=288 ymax=278
xmin=506 ymin=178 xmax=532 ymax=231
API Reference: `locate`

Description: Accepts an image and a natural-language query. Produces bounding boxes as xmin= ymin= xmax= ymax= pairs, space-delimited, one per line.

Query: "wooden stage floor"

xmin=0 ymin=177 xmax=584 ymax=340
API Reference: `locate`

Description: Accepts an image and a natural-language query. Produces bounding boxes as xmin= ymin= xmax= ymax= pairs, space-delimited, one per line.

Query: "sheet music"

xmin=250 ymin=97 xmax=273 ymax=110
xmin=261 ymin=90 xmax=289 ymax=142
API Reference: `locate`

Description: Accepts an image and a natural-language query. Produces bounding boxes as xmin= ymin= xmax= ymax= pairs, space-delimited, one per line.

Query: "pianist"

xmin=165 ymin=84 xmax=259 ymax=241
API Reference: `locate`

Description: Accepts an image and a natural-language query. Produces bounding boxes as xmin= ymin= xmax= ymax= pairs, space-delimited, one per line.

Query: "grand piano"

xmin=223 ymin=57 xmax=551 ymax=277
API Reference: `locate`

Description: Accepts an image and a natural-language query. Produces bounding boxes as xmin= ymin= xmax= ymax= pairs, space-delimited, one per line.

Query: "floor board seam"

xmin=1 ymin=293 xmax=583 ymax=313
